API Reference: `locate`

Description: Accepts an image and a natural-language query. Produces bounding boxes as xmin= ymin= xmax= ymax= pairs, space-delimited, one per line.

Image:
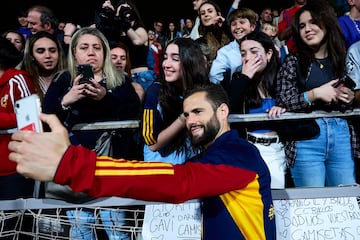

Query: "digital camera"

xmin=98 ymin=1 xmax=134 ymax=22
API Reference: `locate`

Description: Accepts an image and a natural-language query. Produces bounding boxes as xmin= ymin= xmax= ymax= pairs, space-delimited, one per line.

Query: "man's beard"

xmin=190 ymin=114 xmax=220 ymax=148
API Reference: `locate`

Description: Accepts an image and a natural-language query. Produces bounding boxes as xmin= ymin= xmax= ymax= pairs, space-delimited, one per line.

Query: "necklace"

xmin=315 ymin=59 xmax=324 ymax=69
xmin=351 ymin=17 xmax=360 ymax=34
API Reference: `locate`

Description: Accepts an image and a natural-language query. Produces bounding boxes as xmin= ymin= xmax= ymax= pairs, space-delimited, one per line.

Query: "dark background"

xmin=0 ymin=0 xmax=294 ymax=33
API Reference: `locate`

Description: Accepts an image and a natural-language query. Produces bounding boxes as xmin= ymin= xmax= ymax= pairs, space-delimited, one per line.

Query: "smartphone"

xmin=15 ymin=94 xmax=43 ymax=132
xmin=77 ymin=64 xmax=94 ymax=85
xmin=332 ymin=75 xmax=356 ymax=90
xmin=15 ymin=94 xmax=43 ymax=198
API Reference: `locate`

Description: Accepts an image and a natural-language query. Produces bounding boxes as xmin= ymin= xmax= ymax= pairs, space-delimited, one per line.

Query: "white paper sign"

xmin=274 ymin=197 xmax=360 ymax=239
xmin=142 ymin=202 xmax=201 ymax=240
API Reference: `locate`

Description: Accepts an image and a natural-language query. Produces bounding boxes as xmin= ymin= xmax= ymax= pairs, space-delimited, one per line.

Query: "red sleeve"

xmin=277 ymin=10 xmax=288 ymax=34
xmin=0 ymin=113 xmax=16 ymax=128
xmin=54 ymin=145 xmax=257 ymax=203
xmin=0 ymin=71 xmax=36 ymax=129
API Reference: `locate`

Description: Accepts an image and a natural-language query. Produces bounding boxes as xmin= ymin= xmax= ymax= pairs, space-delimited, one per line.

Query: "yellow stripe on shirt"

xmin=95 ymin=168 xmax=175 ymax=176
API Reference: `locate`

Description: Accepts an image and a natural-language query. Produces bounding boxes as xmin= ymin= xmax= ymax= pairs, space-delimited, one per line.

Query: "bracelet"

xmin=61 ymin=103 xmax=71 ymax=111
xmin=303 ymin=92 xmax=312 ymax=106
xmin=310 ymin=89 xmax=315 ymax=100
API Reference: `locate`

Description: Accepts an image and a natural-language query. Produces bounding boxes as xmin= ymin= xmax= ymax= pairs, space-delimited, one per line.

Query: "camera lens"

xmin=99 ymin=7 xmax=115 ymax=20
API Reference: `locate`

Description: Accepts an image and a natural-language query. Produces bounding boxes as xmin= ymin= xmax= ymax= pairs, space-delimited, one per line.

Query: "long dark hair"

xmin=239 ymin=31 xmax=279 ymax=107
xmin=20 ymin=31 xmax=67 ymax=101
xmin=292 ymin=0 xmax=346 ymax=78
xmin=158 ymin=38 xmax=209 ymax=152
xmin=197 ymin=0 xmax=231 ymax=63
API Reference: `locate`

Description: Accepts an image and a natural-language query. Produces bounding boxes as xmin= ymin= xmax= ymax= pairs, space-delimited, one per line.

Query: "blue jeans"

xmin=66 ymin=209 xmax=130 ymax=240
xmin=291 ymin=118 xmax=355 ymax=187
xmin=132 ymin=69 xmax=157 ymax=91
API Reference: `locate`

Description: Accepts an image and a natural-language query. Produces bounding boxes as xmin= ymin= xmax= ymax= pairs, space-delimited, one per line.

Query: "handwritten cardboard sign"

xmin=274 ymin=197 xmax=360 ymax=239
xmin=142 ymin=201 xmax=201 ymax=240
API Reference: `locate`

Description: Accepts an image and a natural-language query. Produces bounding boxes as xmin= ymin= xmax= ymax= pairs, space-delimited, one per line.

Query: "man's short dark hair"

xmin=184 ymin=84 xmax=229 ymax=111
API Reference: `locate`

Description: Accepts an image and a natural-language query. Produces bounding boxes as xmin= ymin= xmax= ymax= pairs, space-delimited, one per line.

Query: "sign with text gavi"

xmin=142 ymin=201 xmax=201 ymax=240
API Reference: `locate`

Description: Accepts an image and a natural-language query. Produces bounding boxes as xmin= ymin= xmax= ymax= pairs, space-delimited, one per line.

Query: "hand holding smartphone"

xmin=332 ymin=75 xmax=356 ymax=90
xmin=77 ymin=64 xmax=94 ymax=85
xmin=15 ymin=94 xmax=43 ymax=132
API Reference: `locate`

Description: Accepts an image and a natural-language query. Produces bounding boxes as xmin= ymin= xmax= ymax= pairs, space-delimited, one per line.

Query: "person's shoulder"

xmin=214 ymin=41 xmax=238 ymax=58
xmin=212 ymin=130 xmax=259 ymax=154
xmin=146 ymin=79 xmax=161 ymax=90
xmin=143 ymin=80 xmax=161 ymax=104
xmin=338 ymin=14 xmax=350 ymax=24
xmin=54 ymin=70 xmax=70 ymax=79
xmin=222 ymin=39 xmax=239 ymax=50
xmin=1 ymin=68 xmax=36 ymax=92
xmin=6 ymin=68 xmax=29 ymax=77
xmin=348 ymin=40 xmax=360 ymax=53
xmin=51 ymin=70 xmax=71 ymax=85
xmin=2 ymin=68 xmax=30 ymax=81
xmin=282 ymin=53 xmax=297 ymax=64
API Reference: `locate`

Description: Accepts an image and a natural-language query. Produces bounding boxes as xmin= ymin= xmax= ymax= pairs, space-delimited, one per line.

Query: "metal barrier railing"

xmin=2 ymin=110 xmax=360 ymax=239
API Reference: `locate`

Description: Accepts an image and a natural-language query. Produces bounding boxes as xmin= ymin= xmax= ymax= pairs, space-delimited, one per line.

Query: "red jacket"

xmin=278 ymin=5 xmax=302 ymax=54
xmin=0 ymin=69 xmax=35 ymax=176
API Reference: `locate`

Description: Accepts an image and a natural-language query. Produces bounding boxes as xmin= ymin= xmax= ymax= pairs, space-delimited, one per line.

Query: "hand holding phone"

xmin=77 ymin=64 xmax=94 ymax=85
xmin=15 ymin=94 xmax=43 ymax=132
xmin=332 ymin=75 xmax=356 ymax=90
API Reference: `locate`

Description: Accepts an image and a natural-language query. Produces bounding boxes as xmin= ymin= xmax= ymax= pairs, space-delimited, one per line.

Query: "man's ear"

xmin=217 ymin=103 xmax=229 ymax=120
xmin=44 ymin=22 xmax=52 ymax=32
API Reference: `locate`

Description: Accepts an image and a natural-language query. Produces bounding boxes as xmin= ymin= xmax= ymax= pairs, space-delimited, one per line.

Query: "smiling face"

xmin=32 ymin=37 xmax=59 ymax=72
xmin=162 ymin=43 xmax=182 ymax=83
xmin=183 ymin=91 xmax=221 ymax=148
xmin=199 ymin=3 xmax=219 ymax=26
xmin=230 ymin=18 xmax=256 ymax=41
xmin=299 ymin=11 xmax=326 ymax=49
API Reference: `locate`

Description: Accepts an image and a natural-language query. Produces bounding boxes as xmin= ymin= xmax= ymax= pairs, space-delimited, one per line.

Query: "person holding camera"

xmin=95 ymin=0 xmax=156 ymax=91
